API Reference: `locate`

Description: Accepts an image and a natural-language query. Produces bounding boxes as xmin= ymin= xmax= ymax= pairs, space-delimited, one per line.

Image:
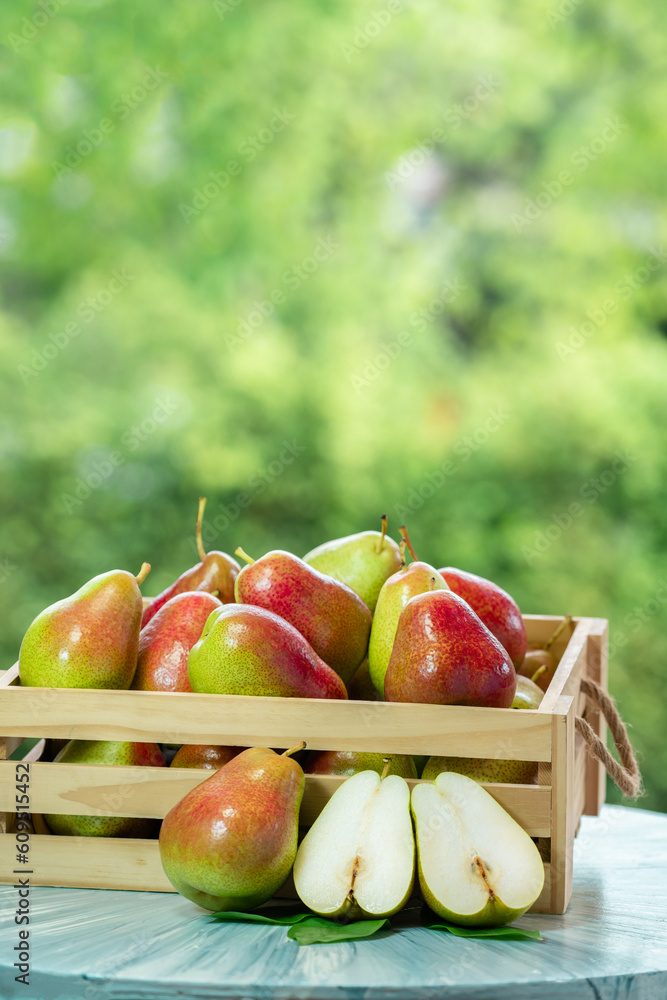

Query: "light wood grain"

xmin=0 ymin=687 xmax=554 ymax=760
xmin=549 ymin=695 xmax=575 ymax=914
xmin=0 ymin=765 xmax=551 ymax=837
xmin=583 ymin=619 xmax=608 ymax=816
xmin=0 ymin=832 xmax=552 ymax=912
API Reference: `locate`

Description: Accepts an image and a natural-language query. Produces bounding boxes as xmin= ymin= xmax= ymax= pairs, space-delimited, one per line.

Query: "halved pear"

xmin=293 ymin=770 xmax=415 ymax=920
xmin=412 ymin=772 xmax=544 ymax=926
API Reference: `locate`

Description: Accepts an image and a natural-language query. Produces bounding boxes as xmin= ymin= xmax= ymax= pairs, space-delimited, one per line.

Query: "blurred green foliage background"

xmin=1 ymin=0 xmax=665 ymax=808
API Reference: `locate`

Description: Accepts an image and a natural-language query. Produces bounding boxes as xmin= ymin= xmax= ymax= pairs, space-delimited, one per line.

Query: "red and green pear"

xmin=159 ymin=745 xmax=305 ymax=911
xmin=187 ymin=604 xmax=348 ymax=700
xmin=132 ymin=591 xmax=223 ymax=692
xmin=384 ymin=589 xmax=516 ymax=708
xmin=303 ymin=515 xmax=402 ymax=612
xmin=369 ymin=529 xmax=449 ymax=696
xmin=142 ymin=498 xmax=239 ymax=627
xmin=422 ymin=754 xmax=537 ymax=784
xmin=44 ymin=740 xmax=166 ymax=837
xmin=306 ymin=750 xmax=418 ymax=779
xmin=234 ymin=549 xmax=371 ymax=686
xmin=439 ymin=567 xmax=526 ymax=668
xmin=171 ymin=745 xmax=243 ymax=769
xmin=19 ymin=564 xmax=151 ymax=690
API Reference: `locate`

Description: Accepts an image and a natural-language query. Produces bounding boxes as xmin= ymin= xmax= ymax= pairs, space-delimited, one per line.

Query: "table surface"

xmin=1 ymin=805 xmax=666 ymax=1000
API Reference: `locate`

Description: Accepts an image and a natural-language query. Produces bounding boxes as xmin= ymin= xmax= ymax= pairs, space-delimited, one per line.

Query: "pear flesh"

xmin=412 ymin=772 xmax=544 ymax=926
xmin=293 ymin=770 xmax=415 ymax=920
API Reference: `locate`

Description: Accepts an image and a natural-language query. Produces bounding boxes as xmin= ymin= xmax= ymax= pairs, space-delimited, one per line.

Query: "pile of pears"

xmin=19 ymin=501 xmax=552 ymax=713
xmin=17 ymin=500 xmax=566 ymax=923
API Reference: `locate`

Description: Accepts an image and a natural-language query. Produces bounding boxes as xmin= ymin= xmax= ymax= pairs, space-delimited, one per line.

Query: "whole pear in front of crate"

xmin=19 ymin=563 xmax=151 ymax=689
xmin=44 ymin=740 xmax=166 ymax=837
xmin=159 ymin=745 xmax=305 ymax=912
xmin=412 ymin=772 xmax=544 ymax=926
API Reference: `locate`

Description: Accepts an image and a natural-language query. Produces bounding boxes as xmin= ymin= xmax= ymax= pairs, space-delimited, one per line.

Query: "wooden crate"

xmin=0 ymin=614 xmax=607 ymax=914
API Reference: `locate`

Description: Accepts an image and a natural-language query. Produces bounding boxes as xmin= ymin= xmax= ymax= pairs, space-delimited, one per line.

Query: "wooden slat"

xmin=0 ymin=833 xmax=551 ymax=912
xmin=537 ymin=618 xmax=590 ymax=713
xmin=549 ymin=696 xmax=575 ymax=914
xmin=0 ymin=687 xmax=553 ymax=761
xmin=0 ymin=766 xmax=552 ymax=837
xmin=0 ymin=664 xmax=19 ymax=688
xmin=583 ymin=619 xmax=608 ymax=816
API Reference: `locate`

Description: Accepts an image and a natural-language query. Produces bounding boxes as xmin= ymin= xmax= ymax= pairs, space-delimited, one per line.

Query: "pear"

xmin=44 ymin=740 xmax=166 ymax=837
xmin=306 ymin=750 xmax=418 ymax=779
xmin=346 ymin=658 xmax=382 ymax=702
xmin=438 ymin=567 xmax=527 ymax=668
xmin=293 ymin=769 xmax=414 ymax=919
xmin=412 ymin=772 xmax=544 ymax=926
xmin=234 ymin=549 xmax=371 ymax=685
xmin=142 ymin=498 xmax=239 ymax=627
xmin=517 ymin=616 xmax=573 ymax=692
xmin=159 ymin=745 xmax=304 ymax=911
xmin=369 ymin=528 xmax=449 ymax=697
xmin=19 ymin=563 xmax=150 ymax=689
xmin=303 ymin=515 xmax=402 ymax=612
xmin=132 ymin=591 xmax=222 ymax=692
xmin=171 ymin=745 xmax=243 ymax=769
xmin=422 ymin=755 xmax=537 ymax=785
xmin=187 ymin=604 xmax=348 ymax=700
xmin=384 ymin=590 xmax=516 ymax=708
xmin=511 ymin=675 xmax=544 ymax=710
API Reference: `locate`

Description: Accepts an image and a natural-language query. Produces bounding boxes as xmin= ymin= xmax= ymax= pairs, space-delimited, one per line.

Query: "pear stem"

xmin=381 ymin=757 xmax=391 ymax=780
xmin=135 ymin=562 xmax=151 ymax=586
xmin=531 ymin=664 xmax=548 ymax=684
xmin=235 ymin=547 xmax=255 ymax=565
xmin=282 ymin=742 xmax=306 ymax=757
xmin=375 ymin=514 xmax=388 ymax=554
xmin=399 ymin=539 xmax=407 ymax=567
xmin=545 ymin=615 xmax=573 ymax=650
xmin=196 ymin=497 xmax=207 ymax=562
xmin=399 ymin=525 xmax=418 ymax=562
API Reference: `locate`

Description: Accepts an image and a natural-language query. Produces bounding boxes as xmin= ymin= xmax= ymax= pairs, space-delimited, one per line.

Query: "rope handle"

xmin=575 ymin=677 xmax=642 ymax=798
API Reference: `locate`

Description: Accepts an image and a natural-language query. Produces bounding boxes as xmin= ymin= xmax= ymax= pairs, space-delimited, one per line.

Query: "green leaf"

xmin=421 ymin=908 xmax=542 ymax=941
xmin=288 ymin=916 xmax=389 ymax=946
xmin=209 ymin=905 xmax=312 ymax=926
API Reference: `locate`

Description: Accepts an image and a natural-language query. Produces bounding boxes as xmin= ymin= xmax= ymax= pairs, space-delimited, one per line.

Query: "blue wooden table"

xmin=1 ymin=805 xmax=666 ymax=1000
